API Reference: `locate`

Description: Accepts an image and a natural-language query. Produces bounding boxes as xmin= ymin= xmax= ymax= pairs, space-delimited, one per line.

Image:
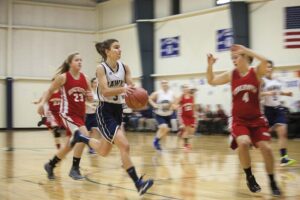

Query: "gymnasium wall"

xmin=0 ymin=0 xmax=299 ymax=128
xmin=0 ymin=79 xmax=6 ymax=128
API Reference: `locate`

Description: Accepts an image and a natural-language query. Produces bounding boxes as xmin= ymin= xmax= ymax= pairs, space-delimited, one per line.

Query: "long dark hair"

xmin=95 ymin=39 xmax=118 ymax=61
xmin=56 ymin=52 xmax=79 ymax=76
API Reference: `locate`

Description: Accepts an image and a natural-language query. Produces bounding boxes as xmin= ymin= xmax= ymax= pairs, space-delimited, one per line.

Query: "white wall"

xmin=13 ymin=79 xmax=51 ymax=128
xmin=97 ymin=0 xmax=133 ymax=29
xmin=155 ymin=0 xmax=171 ymax=18
xmin=98 ymin=25 xmax=142 ymax=77
xmin=250 ymin=0 xmax=300 ymax=66
xmin=13 ymin=2 xmax=96 ymax=30
xmin=0 ymin=79 xmax=6 ymax=128
xmin=0 ymin=29 xmax=6 ymax=76
xmin=0 ymin=0 xmax=8 ymax=24
xmin=12 ymin=29 xmax=96 ymax=78
xmin=155 ymin=7 xmax=231 ymax=75
xmin=180 ymin=0 xmax=215 ymax=13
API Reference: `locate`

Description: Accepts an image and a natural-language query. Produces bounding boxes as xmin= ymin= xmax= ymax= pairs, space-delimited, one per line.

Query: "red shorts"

xmin=45 ymin=111 xmax=63 ymax=129
xmin=181 ymin=116 xmax=196 ymax=127
xmin=60 ymin=114 xmax=85 ymax=136
xmin=230 ymin=116 xmax=270 ymax=150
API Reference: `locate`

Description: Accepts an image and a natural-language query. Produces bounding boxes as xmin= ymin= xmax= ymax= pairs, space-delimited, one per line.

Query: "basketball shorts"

xmin=96 ymin=102 xmax=123 ymax=144
xmin=60 ymin=113 xmax=85 ymax=136
xmin=155 ymin=112 xmax=176 ymax=128
xmin=230 ymin=116 xmax=270 ymax=150
xmin=264 ymin=106 xmax=287 ymax=127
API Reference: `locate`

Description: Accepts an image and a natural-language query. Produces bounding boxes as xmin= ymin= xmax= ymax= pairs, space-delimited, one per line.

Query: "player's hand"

xmin=86 ymin=91 xmax=93 ymax=101
xmin=230 ymin=44 xmax=247 ymax=55
xmin=207 ymin=53 xmax=217 ymax=66
xmin=152 ymin=103 xmax=159 ymax=109
xmin=37 ymin=104 xmax=44 ymax=116
xmin=125 ymin=85 xmax=135 ymax=95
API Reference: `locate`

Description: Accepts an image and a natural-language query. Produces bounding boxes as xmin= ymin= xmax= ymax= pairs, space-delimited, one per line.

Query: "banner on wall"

xmin=160 ymin=36 xmax=180 ymax=58
xmin=217 ymin=28 xmax=233 ymax=52
xmin=284 ymin=6 xmax=300 ymax=49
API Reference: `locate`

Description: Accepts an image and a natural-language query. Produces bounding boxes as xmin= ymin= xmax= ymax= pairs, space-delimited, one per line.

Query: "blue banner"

xmin=217 ymin=29 xmax=233 ymax=52
xmin=160 ymin=36 xmax=180 ymax=58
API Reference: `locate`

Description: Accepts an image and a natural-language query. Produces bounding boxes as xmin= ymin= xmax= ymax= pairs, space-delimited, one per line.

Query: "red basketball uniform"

xmin=44 ymin=91 xmax=63 ymax=128
xmin=230 ymin=67 xmax=270 ymax=149
xmin=60 ymin=72 xmax=88 ymax=136
xmin=179 ymin=94 xmax=196 ymax=127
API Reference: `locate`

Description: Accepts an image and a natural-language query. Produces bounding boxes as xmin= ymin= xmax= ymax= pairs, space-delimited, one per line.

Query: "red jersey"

xmin=60 ymin=72 xmax=88 ymax=118
xmin=48 ymin=91 xmax=61 ymax=114
xmin=179 ymin=94 xmax=194 ymax=117
xmin=231 ymin=67 xmax=262 ymax=120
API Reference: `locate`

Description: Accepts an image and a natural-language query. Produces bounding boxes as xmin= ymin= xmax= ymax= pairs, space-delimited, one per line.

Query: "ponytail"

xmin=95 ymin=39 xmax=118 ymax=61
xmin=56 ymin=52 xmax=79 ymax=76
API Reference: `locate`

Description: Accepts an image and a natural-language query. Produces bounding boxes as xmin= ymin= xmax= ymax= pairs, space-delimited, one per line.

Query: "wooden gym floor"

xmin=0 ymin=131 xmax=299 ymax=200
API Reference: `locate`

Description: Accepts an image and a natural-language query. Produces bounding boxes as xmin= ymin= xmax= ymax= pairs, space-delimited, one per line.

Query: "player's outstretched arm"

xmin=206 ymin=53 xmax=231 ymax=86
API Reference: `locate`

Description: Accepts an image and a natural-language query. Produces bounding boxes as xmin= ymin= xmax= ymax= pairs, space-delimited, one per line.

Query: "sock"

xmin=126 ymin=166 xmax=139 ymax=184
xmin=72 ymin=157 xmax=81 ymax=168
xmin=280 ymin=148 xmax=287 ymax=157
xmin=49 ymin=155 xmax=61 ymax=167
xmin=184 ymin=138 xmax=189 ymax=145
xmin=155 ymin=137 xmax=160 ymax=142
xmin=268 ymin=174 xmax=275 ymax=183
xmin=244 ymin=167 xmax=253 ymax=178
xmin=56 ymin=143 xmax=61 ymax=149
xmin=75 ymin=130 xmax=90 ymax=145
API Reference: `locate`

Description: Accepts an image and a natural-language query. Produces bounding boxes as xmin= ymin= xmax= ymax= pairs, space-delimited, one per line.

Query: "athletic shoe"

xmin=153 ymin=138 xmax=162 ymax=151
xmin=270 ymin=181 xmax=281 ymax=196
xmin=44 ymin=162 xmax=55 ymax=180
xmin=280 ymin=155 xmax=296 ymax=167
xmin=246 ymin=175 xmax=261 ymax=193
xmin=135 ymin=175 xmax=154 ymax=195
xmin=69 ymin=167 xmax=84 ymax=180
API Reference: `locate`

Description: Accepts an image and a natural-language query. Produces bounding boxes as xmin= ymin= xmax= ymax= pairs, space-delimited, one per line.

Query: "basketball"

xmin=125 ymin=87 xmax=148 ymax=109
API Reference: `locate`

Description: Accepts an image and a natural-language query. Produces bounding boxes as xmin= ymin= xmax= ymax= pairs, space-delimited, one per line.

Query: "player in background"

xmin=149 ymin=80 xmax=177 ymax=151
xmin=85 ymin=77 xmax=101 ymax=154
xmin=206 ymin=44 xmax=281 ymax=196
xmin=34 ymin=85 xmax=62 ymax=149
xmin=261 ymin=60 xmax=296 ymax=166
xmin=175 ymin=84 xmax=196 ymax=151
xmin=37 ymin=52 xmax=93 ymax=180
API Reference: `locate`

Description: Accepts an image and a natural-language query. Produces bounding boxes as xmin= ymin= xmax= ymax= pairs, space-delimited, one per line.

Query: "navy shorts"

xmin=96 ymin=102 xmax=123 ymax=143
xmin=85 ymin=113 xmax=98 ymax=131
xmin=155 ymin=112 xmax=176 ymax=128
xmin=264 ymin=106 xmax=287 ymax=127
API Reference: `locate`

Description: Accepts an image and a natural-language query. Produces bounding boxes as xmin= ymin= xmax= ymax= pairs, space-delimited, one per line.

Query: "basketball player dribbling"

xmin=37 ymin=52 xmax=94 ymax=180
xmin=70 ymin=39 xmax=154 ymax=196
xmin=206 ymin=44 xmax=281 ymax=196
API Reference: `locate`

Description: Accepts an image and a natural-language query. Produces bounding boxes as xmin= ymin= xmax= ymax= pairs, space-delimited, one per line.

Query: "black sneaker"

xmin=44 ymin=162 xmax=55 ymax=180
xmin=69 ymin=167 xmax=84 ymax=180
xmin=135 ymin=175 xmax=154 ymax=196
xmin=246 ymin=175 xmax=261 ymax=193
xmin=37 ymin=117 xmax=47 ymax=127
xmin=270 ymin=181 xmax=281 ymax=196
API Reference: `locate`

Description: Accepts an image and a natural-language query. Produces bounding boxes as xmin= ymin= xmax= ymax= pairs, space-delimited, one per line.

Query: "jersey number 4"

xmin=74 ymin=93 xmax=84 ymax=102
xmin=242 ymin=92 xmax=249 ymax=103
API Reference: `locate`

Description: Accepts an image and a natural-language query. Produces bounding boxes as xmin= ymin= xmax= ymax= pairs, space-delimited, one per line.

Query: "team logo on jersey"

xmin=233 ymin=84 xmax=257 ymax=95
xmin=68 ymin=87 xmax=86 ymax=95
xmin=108 ymin=80 xmax=124 ymax=87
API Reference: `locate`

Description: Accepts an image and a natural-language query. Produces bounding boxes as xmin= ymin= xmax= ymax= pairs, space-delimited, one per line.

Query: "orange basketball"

xmin=125 ymin=87 xmax=148 ymax=110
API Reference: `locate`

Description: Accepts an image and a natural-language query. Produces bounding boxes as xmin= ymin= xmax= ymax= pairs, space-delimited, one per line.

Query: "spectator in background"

xmin=214 ymin=104 xmax=228 ymax=134
xmin=204 ymin=104 xmax=214 ymax=134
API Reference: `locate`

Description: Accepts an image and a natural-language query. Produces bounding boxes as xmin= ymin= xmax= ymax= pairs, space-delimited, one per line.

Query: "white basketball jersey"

xmin=97 ymin=61 xmax=125 ymax=104
xmin=262 ymin=77 xmax=282 ymax=107
xmin=154 ymin=89 xmax=174 ymax=116
xmin=86 ymin=89 xmax=99 ymax=114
